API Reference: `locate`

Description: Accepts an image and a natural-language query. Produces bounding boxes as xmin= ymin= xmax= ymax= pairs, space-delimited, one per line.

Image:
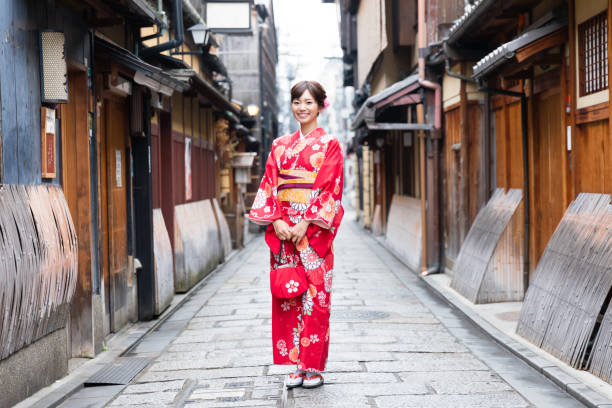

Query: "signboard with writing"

xmin=185 ymin=138 xmax=192 ymax=200
xmin=205 ymin=1 xmax=252 ymax=33
xmin=115 ymin=150 xmax=122 ymax=188
xmin=41 ymin=107 xmax=57 ymax=178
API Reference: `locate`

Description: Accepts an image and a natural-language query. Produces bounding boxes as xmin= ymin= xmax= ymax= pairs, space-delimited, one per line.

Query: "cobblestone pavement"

xmin=104 ymin=212 xmax=584 ymax=408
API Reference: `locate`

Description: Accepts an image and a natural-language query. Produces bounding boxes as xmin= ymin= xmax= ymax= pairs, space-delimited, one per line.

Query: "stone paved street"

xmin=101 ymin=212 xmax=584 ymax=408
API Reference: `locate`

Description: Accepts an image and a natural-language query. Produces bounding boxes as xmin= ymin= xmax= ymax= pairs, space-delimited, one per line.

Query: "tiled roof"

xmin=350 ymin=75 xmax=419 ymax=130
xmin=446 ymin=0 xmax=493 ymax=44
xmin=472 ymin=19 xmax=566 ymax=78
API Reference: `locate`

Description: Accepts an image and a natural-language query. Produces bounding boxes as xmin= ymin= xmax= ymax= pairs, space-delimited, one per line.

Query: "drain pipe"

xmin=479 ymin=86 xmax=530 ymax=291
xmin=140 ymin=0 xmax=183 ymax=57
xmin=418 ymin=0 xmax=442 ymax=276
xmin=141 ymin=0 xmax=167 ymax=42
xmin=445 ymin=58 xmax=477 ymax=83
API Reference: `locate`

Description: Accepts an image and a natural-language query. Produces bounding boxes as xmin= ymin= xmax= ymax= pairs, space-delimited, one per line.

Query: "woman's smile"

xmin=291 ymin=89 xmax=322 ymax=127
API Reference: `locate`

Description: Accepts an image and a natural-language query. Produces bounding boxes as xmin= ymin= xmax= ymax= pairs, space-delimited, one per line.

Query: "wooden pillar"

xmin=526 ymin=79 xmax=537 ymax=278
xmin=363 ymin=144 xmax=371 ymax=228
xmin=608 ymin=0 xmax=612 ymax=164
xmin=417 ymin=103 xmax=427 ymax=271
xmin=568 ymin=0 xmax=578 ymax=197
xmin=354 ymin=153 xmax=361 ymax=220
xmin=560 ymin=43 xmax=571 ymax=208
xmin=459 ymin=63 xmax=469 ymax=240
xmin=369 ymin=147 xmax=375 ymax=226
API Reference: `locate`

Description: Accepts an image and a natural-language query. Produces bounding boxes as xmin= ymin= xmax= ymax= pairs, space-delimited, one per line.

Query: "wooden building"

xmin=341 ymin=0 xmax=465 ymax=272
xmin=342 ymin=0 xmax=612 ymax=385
xmin=0 ymin=1 xmax=242 ymax=405
xmin=444 ymin=0 xmax=612 ymax=384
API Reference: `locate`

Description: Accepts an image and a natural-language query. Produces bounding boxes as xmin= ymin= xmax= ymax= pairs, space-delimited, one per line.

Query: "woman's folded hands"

xmin=273 ymin=219 xmax=311 ymax=245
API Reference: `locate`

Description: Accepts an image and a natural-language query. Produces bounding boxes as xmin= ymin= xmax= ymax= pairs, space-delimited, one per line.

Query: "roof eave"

xmin=446 ymin=0 xmax=496 ymax=46
xmin=472 ymin=19 xmax=568 ymax=79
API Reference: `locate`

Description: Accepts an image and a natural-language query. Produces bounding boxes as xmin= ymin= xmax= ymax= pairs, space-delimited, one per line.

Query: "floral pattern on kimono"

xmin=249 ymin=127 xmax=343 ymax=372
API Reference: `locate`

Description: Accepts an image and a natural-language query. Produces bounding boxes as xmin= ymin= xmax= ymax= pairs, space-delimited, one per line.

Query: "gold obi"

xmin=277 ymin=169 xmax=316 ymax=204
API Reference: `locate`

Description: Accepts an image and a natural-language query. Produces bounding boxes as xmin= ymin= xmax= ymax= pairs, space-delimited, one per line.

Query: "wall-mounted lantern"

xmin=39 ymin=30 xmax=68 ymax=103
xmin=172 ymin=24 xmax=210 ymax=56
xmin=246 ymin=104 xmax=259 ymax=117
xmin=205 ymin=1 xmax=253 ymax=34
xmin=188 ymin=23 xmax=210 ymax=45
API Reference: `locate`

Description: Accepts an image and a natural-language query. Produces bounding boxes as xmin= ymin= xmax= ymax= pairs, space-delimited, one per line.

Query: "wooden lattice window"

xmin=578 ymin=11 xmax=609 ymax=96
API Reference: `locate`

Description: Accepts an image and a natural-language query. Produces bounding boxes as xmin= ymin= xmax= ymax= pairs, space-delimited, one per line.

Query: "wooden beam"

xmin=575 ymin=101 xmax=609 ymax=124
xmin=533 ymin=67 xmax=561 ymax=94
xmin=500 ymin=54 xmax=561 ymax=78
xmin=515 ymin=28 xmax=568 ymax=63
xmin=374 ymin=82 xmax=421 ymax=109
xmin=390 ymin=93 xmax=422 ymax=106
xmin=89 ymin=17 xmax=124 ymax=27
xmin=504 ymin=70 xmax=534 ymax=80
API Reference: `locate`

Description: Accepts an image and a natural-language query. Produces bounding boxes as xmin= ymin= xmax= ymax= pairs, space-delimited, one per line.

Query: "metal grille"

xmin=40 ymin=31 xmax=68 ymax=102
xmin=85 ymin=357 xmax=152 ymax=386
xmin=578 ymin=11 xmax=608 ymax=96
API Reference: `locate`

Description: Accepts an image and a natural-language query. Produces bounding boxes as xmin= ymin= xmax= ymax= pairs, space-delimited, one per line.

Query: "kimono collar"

xmin=297 ymin=127 xmax=325 ymax=140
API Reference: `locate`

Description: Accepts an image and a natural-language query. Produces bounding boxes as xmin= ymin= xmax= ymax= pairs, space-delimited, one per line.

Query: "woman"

xmin=249 ymin=80 xmax=343 ymax=389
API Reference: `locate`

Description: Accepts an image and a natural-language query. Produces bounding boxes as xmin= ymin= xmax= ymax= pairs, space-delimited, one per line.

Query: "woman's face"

xmin=291 ymin=90 xmax=321 ymax=127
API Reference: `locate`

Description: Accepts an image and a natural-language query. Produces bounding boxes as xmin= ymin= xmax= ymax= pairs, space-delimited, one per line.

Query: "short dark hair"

xmin=290 ymin=81 xmax=327 ymax=107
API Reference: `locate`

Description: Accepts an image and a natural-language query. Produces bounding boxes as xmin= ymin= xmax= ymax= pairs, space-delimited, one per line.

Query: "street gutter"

xmin=371 ymin=233 xmax=612 ymax=407
xmin=13 ymin=245 xmax=251 ymax=408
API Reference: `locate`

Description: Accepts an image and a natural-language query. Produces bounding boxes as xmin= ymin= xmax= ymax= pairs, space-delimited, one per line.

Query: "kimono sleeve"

xmin=248 ymin=142 xmax=282 ymax=225
xmin=303 ymin=138 xmax=344 ymax=229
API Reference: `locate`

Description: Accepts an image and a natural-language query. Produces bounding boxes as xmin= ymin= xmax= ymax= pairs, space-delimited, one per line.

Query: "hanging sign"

xmin=115 ymin=150 xmax=122 ymax=188
xmin=41 ymin=107 xmax=57 ymax=178
xmin=185 ymin=138 xmax=192 ymax=200
xmin=205 ymin=1 xmax=252 ymax=33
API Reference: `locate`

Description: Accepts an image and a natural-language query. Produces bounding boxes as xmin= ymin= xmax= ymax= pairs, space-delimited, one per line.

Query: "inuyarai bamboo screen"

xmin=578 ymin=10 xmax=608 ymax=96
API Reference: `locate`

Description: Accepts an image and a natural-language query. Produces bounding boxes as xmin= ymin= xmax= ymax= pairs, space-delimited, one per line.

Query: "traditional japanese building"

xmin=216 ymin=0 xmax=279 ymax=244
xmin=341 ymin=0 xmax=612 ymax=386
xmin=0 ymin=0 xmax=237 ymax=405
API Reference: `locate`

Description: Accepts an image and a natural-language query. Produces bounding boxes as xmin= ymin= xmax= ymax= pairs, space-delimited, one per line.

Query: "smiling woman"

xmin=290 ymin=81 xmax=327 ymax=135
xmin=249 ymin=80 xmax=344 ymax=390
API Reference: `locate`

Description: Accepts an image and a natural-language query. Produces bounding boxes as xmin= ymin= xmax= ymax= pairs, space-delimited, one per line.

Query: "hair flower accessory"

xmin=321 ymin=98 xmax=331 ymax=113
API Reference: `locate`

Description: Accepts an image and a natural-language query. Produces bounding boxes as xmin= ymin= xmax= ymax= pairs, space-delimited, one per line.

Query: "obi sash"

xmin=277 ymin=169 xmax=316 ymax=204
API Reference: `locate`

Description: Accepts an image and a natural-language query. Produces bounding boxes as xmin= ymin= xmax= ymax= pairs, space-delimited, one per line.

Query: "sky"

xmin=271 ymin=0 xmax=349 ymax=139
xmin=272 ymin=0 xmax=343 ymax=80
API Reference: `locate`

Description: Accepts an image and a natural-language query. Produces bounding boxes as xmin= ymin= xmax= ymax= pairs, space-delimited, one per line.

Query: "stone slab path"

xmin=96 ymin=213 xmax=584 ymax=408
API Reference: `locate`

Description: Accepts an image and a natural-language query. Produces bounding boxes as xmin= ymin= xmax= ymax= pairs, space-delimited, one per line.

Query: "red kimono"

xmin=249 ymin=127 xmax=344 ymax=372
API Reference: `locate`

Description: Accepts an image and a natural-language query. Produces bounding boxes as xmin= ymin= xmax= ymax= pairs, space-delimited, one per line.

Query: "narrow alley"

xmin=4 ymin=1 xmax=612 ymax=407
xmin=55 ymin=211 xmax=582 ymax=408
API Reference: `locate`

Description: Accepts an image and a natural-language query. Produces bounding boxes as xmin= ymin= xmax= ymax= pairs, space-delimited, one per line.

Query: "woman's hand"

xmin=290 ymin=220 xmax=310 ymax=246
xmin=272 ymin=219 xmax=292 ymax=241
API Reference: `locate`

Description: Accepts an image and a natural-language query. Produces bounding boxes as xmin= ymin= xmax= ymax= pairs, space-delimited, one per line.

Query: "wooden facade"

xmin=518 ymin=193 xmax=612 ymax=373
xmin=443 ymin=99 xmax=484 ymax=265
xmin=0 ymin=0 xmax=247 ymax=403
xmin=0 ymin=2 xmax=95 ymax=400
xmin=443 ymin=0 xmax=612 ymax=385
xmin=344 ymin=0 xmax=612 ymax=387
xmin=61 ymin=69 xmax=97 ymax=356
xmin=99 ymin=96 xmax=131 ymax=332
